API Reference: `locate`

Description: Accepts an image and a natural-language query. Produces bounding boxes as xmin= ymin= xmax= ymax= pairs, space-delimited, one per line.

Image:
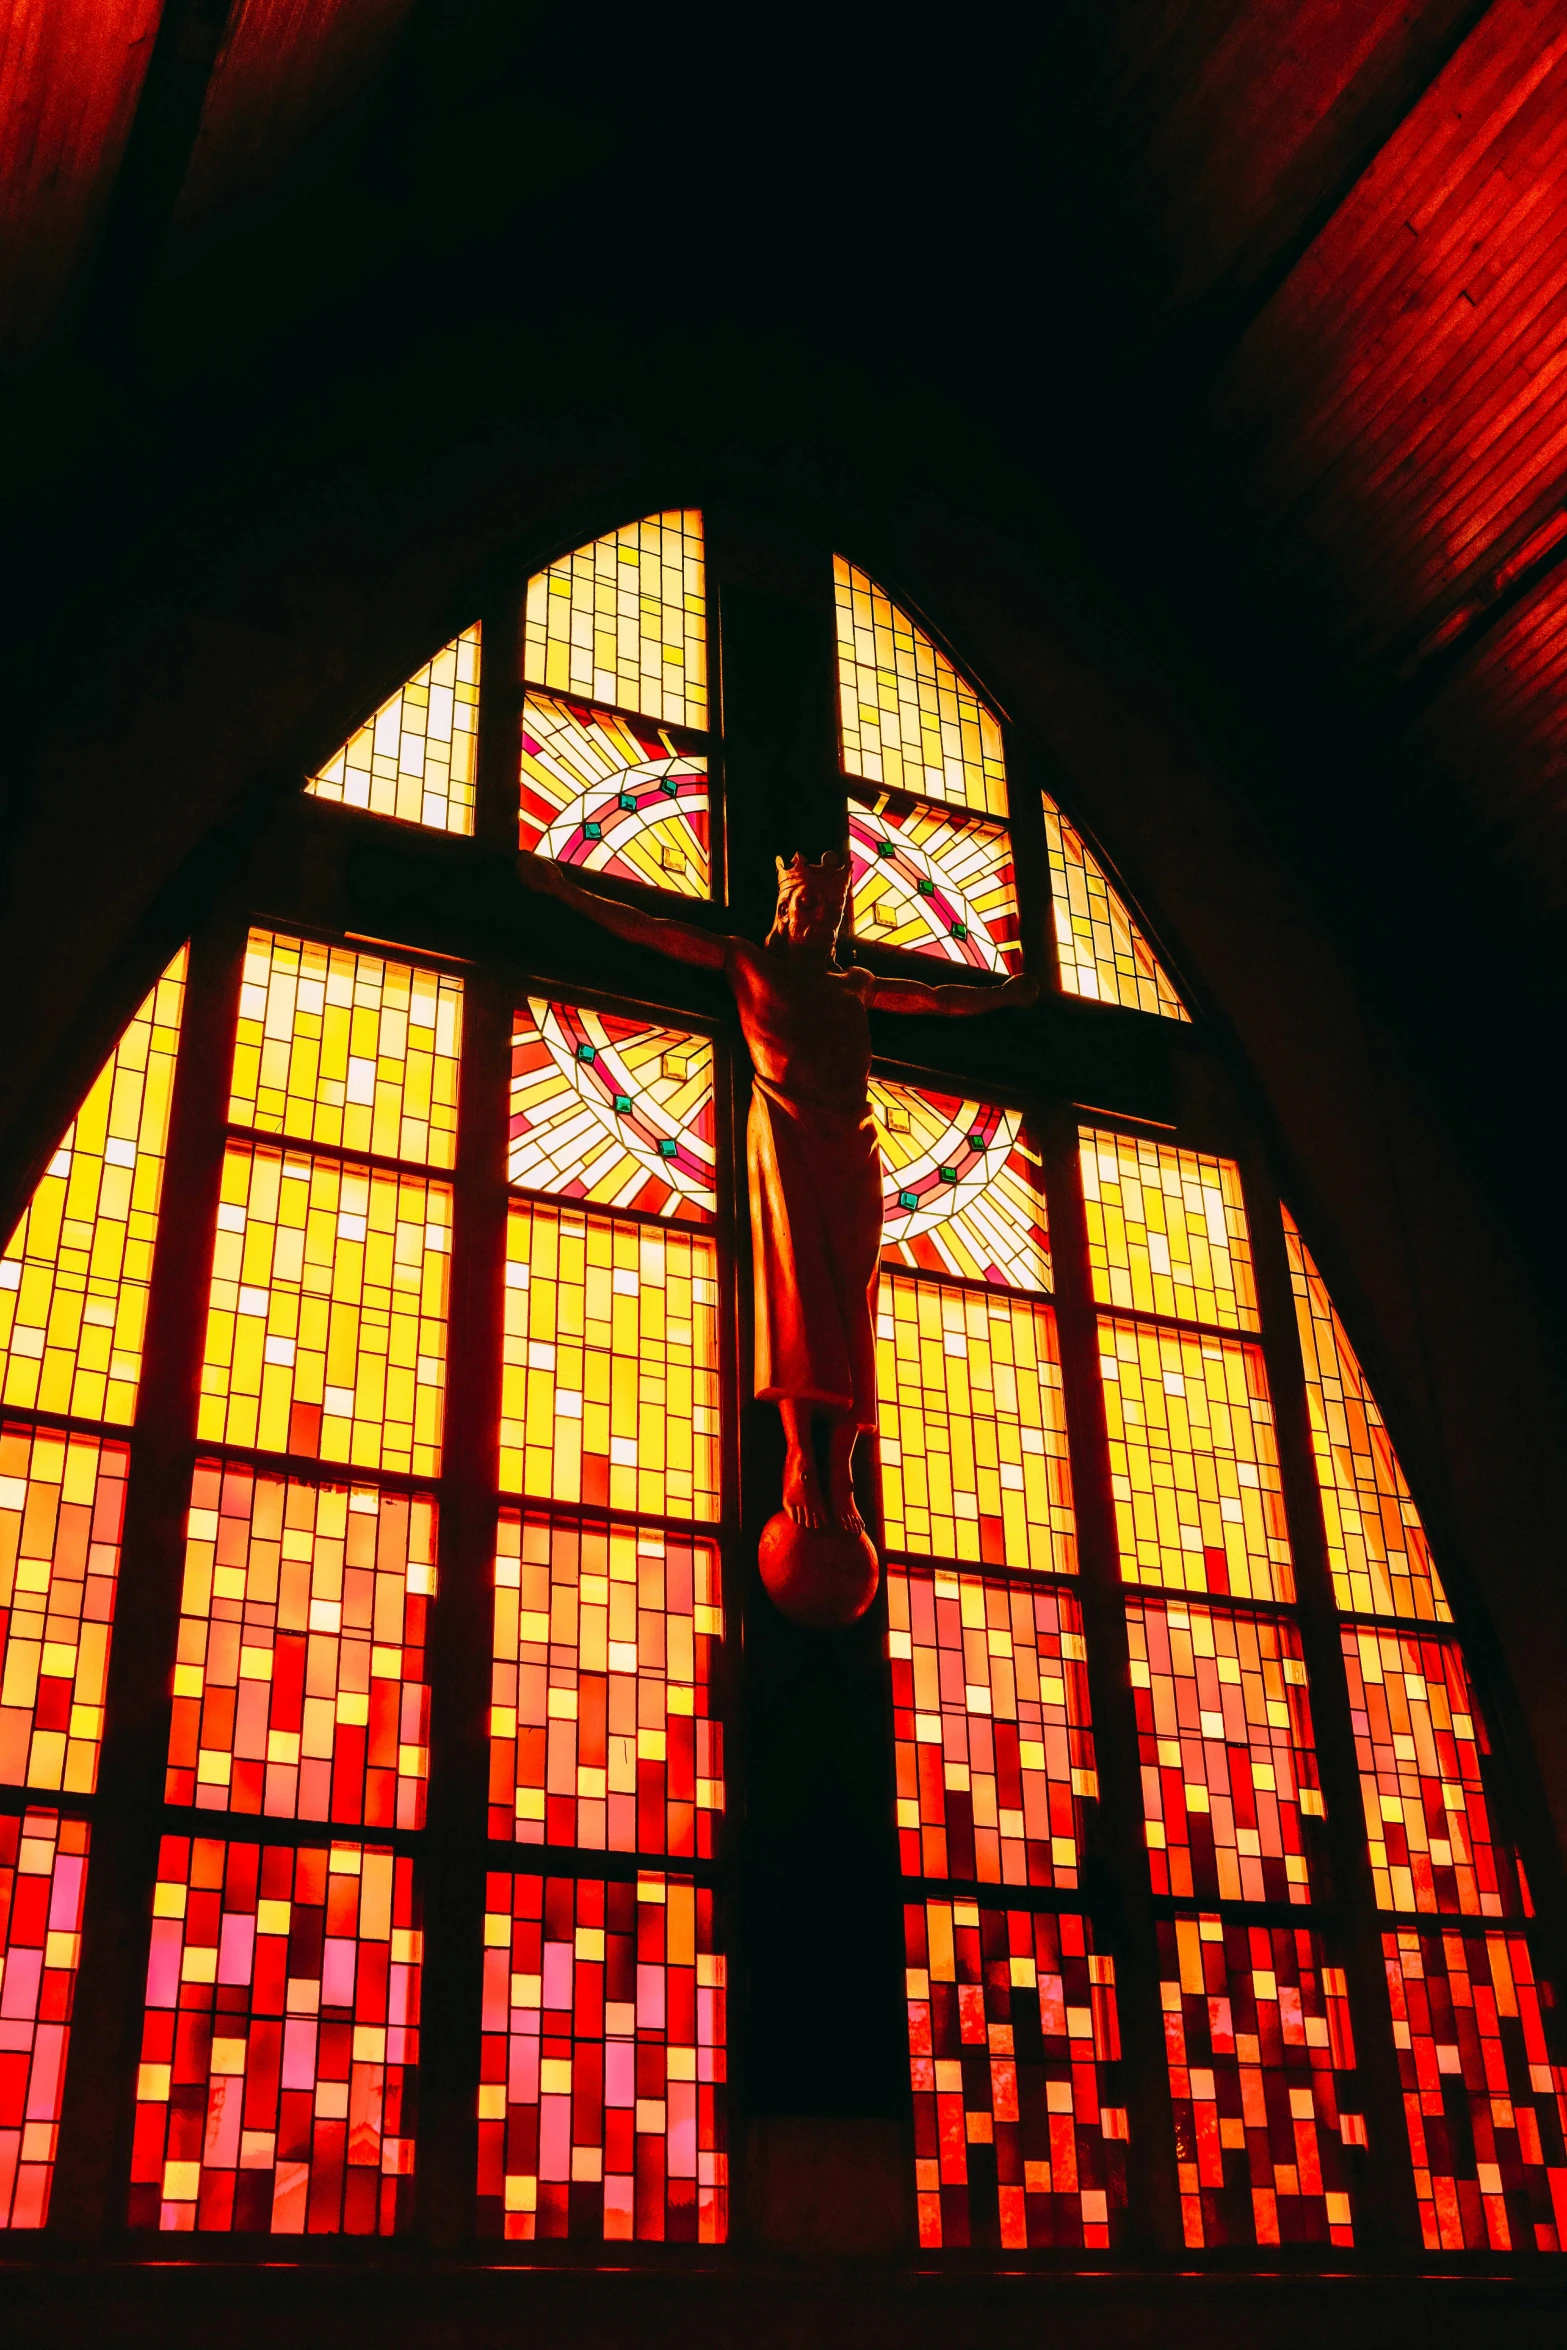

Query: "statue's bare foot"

xmin=782 ymin=1446 xmax=832 ymax=1532
xmin=827 ymin=1427 xmax=864 ymax=1534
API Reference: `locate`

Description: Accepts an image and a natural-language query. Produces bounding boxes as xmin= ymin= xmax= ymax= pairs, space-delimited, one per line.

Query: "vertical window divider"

xmin=49 ymin=916 xmax=249 ymax=2243
xmin=1035 ymin=1099 xmax=1184 ymax=2256
xmin=473 ymin=587 xmax=525 ymax=858
xmin=1238 ymin=1154 xmax=1424 ymax=2254
xmin=999 ymin=730 xmax=1060 ymax=996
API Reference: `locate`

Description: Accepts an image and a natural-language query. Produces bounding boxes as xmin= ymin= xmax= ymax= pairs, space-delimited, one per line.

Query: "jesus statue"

xmin=517 ymin=846 xmax=1036 ymax=1588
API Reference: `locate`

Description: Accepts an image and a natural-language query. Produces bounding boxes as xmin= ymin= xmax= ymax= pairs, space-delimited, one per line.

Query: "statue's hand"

xmin=997 ymin=971 xmax=1041 ymax=1007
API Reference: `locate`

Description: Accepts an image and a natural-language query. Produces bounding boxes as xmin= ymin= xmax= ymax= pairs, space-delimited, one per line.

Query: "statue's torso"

xmin=727 ymin=941 xmax=873 ymax=1117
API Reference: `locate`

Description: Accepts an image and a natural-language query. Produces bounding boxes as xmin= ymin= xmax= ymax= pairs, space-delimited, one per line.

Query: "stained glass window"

xmin=834 ymin=559 xmax=1007 ymax=816
xmin=307 ymin=628 xmax=479 ymax=835
xmin=510 ymin=1000 xmax=716 ymax=1224
xmin=477 ymin=1870 xmax=725 ymax=2241
xmin=0 ymin=949 xmax=186 ymax=1424
xmin=524 ymin=513 xmax=706 ymax=730
xmin=518 ymin=697 xmax=709 ymax=897
xmin=848 ymin=796 xmax=1021 ymax=974
xmin=1160 ymin=1915 xmax=1361 ymax=2248
xmin=0 ymin=1807 xmax=89 ymax=2227
xmin=1081 ymin=1131 xmax=1258 ymax=1332
xmin=130 ymin=1836 xmax=420 ymax=2234
xmin=1042 ymin=800 xmax=1188 ymax=1021
xmin=0 ymin=1422 xmax=127 ymax=1794
xmin=872 ymin=1080 xmax=1048 ymax=1291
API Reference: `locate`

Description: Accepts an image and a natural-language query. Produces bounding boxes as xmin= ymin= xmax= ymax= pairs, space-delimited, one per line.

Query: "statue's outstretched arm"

xmin=518 ymin=852 xmax=732 ymax=971
xmin=870 ymin=969 xmax=1040 ymax=1016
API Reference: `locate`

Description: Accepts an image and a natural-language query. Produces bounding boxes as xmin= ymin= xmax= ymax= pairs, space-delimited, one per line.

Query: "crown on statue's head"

xmin=774 ymin=849 xmax=851 ymax=912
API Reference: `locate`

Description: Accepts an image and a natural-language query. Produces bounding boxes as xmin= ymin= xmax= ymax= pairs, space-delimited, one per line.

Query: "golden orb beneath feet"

xmin=758 ymin=1512 xmax=879 ymax=1629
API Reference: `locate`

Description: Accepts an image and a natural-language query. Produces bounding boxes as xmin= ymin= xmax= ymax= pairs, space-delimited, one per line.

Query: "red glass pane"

xmin=1386 ymin=1927 xmax=1567 ymax=2251
xmin=477 ymin=1871 xmax=725 ymax=2242
xmin=906 ymin=1898 xmax=1127 ymax=2249
xmin=888 ymin=1568 xmax=1094 ymax=1889
xmin=130 ymin=1837 xmax=420 ymax=2234
xmin=1160 ymin=1914 xmax=1362 ymax=2248
xmin=1129 ymin=1598 xmax=1326 ymax=1906
xmin=0 ymin=1808 xmax=89 ymax=2228
xmin=1343 ymin=1628 xmax=1519 ymax=1916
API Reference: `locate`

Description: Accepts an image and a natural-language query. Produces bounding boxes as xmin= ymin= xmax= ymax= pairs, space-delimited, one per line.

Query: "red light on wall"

xmin=1494 ymin=512 xmax=1567 ymax=594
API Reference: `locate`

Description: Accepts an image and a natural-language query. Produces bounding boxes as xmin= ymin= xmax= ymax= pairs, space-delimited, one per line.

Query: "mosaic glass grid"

xmin=877 ymin=1274 xmax=1076 ymax=1576
xmin=1284 ymin=1209 xmax=1451 ymax=1624
xmin=478 ymin=1871 xmax=725 ymax=2242
xmin=230 ymin=932 xmax=462 ymax=1172
xmin=848 ymin=795 xmax=1020 ymax=974
xmin=491 ymin=1512 xmax=723 ymax=1857
xmin=1042 ymin=800 xmax=1188 ymax=1021
xmin=1385 ymin=1926 xmax=1567 ymax=2252
xmin=0 ymin=1423 xmax=127 ymax=1795
xmin=1160 ymin=1914 xmax=1361 ymax=2249
xmin=500 ymin=1204 xmax=720 ymax=1519
xmin=906 ymin=1897 xmax=1127 ymax=2249
xmin=307 ymin=627 xmax=479 ymax=835
xmin=834 ymin=558 xmax=1008 ymax=816
xmin=130 ymin=1837 xmax=420 ymax=2235
xmin=1129 ymin=1599 xmax=1325 ymax=1906
xmin=0 ymin=948 xmax=186 ymax=1424
xmin=0 ymin=1808 xmax=89 ymax=2229
xmin=168 ymin=1461 xmax=436 ymax=1830
xmin=510 ymin=999 xmax=716 ymax=1225
xmin=888 ymin=1567 xmax=1095 ymax=1889
xmin=871 ymin=1080 xmax=1049 ymax=1292
xmin=1080 ymin=1130 xmax=1258 ymax=1332
xmin=523 ymin=512 xmax=707 ymax=729
xmin=1099 ymin=1320 xmax=1293 ymax=1603
xmin=198 ymin=1145 xmax=451 ymax=1476
xmin=1343 ymin=1628 xmax=1518 ymax=1917
xmin=518 ymin=696 xmax=708 ymax=897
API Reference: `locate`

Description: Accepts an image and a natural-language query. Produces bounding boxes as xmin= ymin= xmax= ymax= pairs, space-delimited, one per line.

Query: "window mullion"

xmin=473 ymin=586 xmax=525 ymax=856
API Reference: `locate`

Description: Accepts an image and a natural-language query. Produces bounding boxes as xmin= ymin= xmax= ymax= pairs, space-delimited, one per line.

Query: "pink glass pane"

xmin=906 ymin=1897 xmax=1127 ymax=2249
xmin=888 ymin=1569 xmax=1095 ymax=1889
xmin=477 ymin=1871 xmax=725 ymax=2242
xmin=0 ymin=1808 xmax=89 ymax=2228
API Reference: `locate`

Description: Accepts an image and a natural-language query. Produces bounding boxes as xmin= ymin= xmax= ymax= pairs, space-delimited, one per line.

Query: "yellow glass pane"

xmin=833 ymin=557 xmax=1007 ymax=816
xmin=500 ymin=1203 xmax=719 ymax=1520
xmin=876 ymin=1273 xmax=1075 ymax=1574
xmin=1043 ymin=800 xmax=1188 ymax=1021
xmin=1099 ymin=1319 xmax=1293 ymax=1602
xmin=0 ymin=1422 xmax=128 ymax=1794
xmin=871 ymin=1079 xmax=1049 ymax=1292
xmin=1284 ymin=1208 xmax=1450 ymax=1624
xmin=523 ymin=512 xmax=706 ymax=730
xmin=307 ymin=626 xmax=479 ymax=835
xmin=510 ymin=999 xmax=716 ymax=1223
xmin=230 ymin=931 xmax=462 ymax=1170
xmin=0 ymin=948 xmax=186 ymax=1424
xmin=197 ymin=1145 xmax=450 ymax=1476
xmin=517 ymin=695 xmax=709 ymax=896
xmin=1080 ymin=1129 xmax=1257 ymax=1331
xmin=848 ymin=794 xmax=1020 ymax=972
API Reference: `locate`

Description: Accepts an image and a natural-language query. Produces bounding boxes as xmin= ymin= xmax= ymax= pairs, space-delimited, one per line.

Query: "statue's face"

xmin=775 ymin=883 xmax=842 ymax=951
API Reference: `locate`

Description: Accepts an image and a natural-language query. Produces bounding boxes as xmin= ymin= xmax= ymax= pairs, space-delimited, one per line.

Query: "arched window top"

xmin=308 ymin=625 xmax=481 ymax=836
xmin=523 ymin=508 xmax=708 ymax=729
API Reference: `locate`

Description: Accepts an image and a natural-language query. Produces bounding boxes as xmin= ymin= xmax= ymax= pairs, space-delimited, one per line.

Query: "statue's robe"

xmin=727 ymin=941 xmax=884 ymax=1430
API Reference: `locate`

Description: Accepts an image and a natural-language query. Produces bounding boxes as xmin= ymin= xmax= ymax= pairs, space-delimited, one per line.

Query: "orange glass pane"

xmin=834 ymin=558 xmax=1007 ymax=816
xmin=500 ymin=1204 xmax=720 ymax=1519
xmin=1284 ymin=1209 xmax=1451 ymax=1624
xmin=888 ymin=1568 xmax=1095 ymax=1889
xmin=130 ymin=1837 xmax=420 ymax=2234
xmin=1099 ymin=1320 xmax=1293 ymax=1602
xmin=0 ymin=1808 xmax=89 ymax=2229
xmin=198 ymin=1145 xmax=451 ymax=1475
xmin=906 ymin=1898 xmax=1127 ymax=2249
xmin=1042 ymin=800 xmax=1188 ymax=1020
xmin=518 ymin=696 xmax=708 ymax=896
xmin=1385 ymin=1926 xmax=1567 ymax=2251
xmin=510 ymin=1000 xmax=716 ymax=1224
xmin=1160 ymin=1915 xmax=1361 ymax=2249
xmin=1129 ymin=1599 xmax=1325 ymax=1906
xmin=478 ymin=1870 xmax=725 ymax=2242
xmin=1080 ymin=1130 xmax=1257 ymax=1331
xmin=524 ymin=512 xmax=706 ymax=729
xmin=0 ymin=1423 xmax=127 ymax=1794
xmin=307 ymin=627 xmax=478 ymax=834
xmin=490 ymin=1513 xmax=723 ymax=1857
xmin=1343 ymin=1628 xmax=1519 ymax=1916
xmin=167 ymin=1461 xmax=436 ymax=1829
xmin=877 ymin=1275 xmax=1075 ymax=1575
xmin=848 ymin=796 xmax=1020 ymax=973
xmin=0 ymin=948 xmax=186 ymax=1424
xmin=872 ymin=1081 xmax=1049 ymax=1292
xmin=231 ymin=932 xmax=463 ymax=1171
